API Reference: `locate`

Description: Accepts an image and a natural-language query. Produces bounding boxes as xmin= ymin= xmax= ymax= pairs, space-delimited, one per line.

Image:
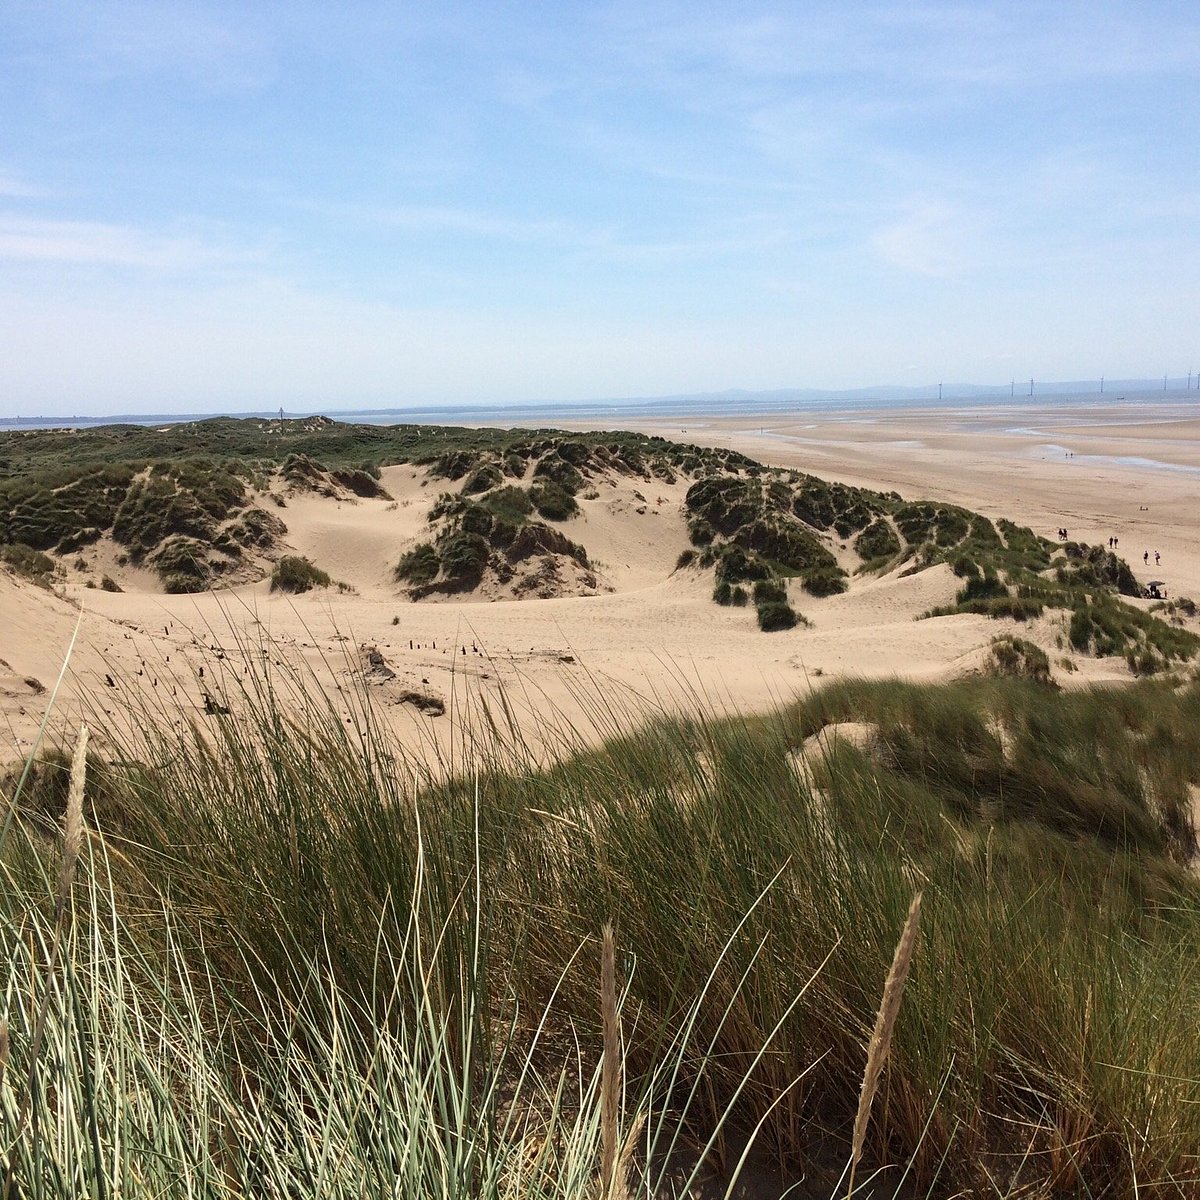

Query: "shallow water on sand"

xmin=1031 ymin=443 xmax=1200 ymax=477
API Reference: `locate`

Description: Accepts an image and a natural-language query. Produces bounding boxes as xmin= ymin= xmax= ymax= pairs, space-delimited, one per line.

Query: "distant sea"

xmin=3 ymin=382 xmax=1200 ymax=432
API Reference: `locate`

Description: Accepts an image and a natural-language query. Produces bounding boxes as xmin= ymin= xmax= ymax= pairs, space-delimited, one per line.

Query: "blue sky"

xmin=2 ymin=1 xmax=1199 ymax=415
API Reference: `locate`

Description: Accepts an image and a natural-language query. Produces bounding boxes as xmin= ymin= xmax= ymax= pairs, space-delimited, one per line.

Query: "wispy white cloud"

xmin=360 ymin=205 xmax=581 ymax=245
xmin=330 ymin=200 xmax=788 ymax=267
xmin=581 ymin=214 xmax=795 ymax=266
xmin=0 ymin=214 xmax=258 ymax=270
xmin=871 ymin=199 xmax=980 ymax=277
xmin=0 ymin=171 xmax=48 ymax=199
xmin=602 ymin=2 xmax=1200 ymax=93
xmin=12 ymin=1 xmax=278 ymax=93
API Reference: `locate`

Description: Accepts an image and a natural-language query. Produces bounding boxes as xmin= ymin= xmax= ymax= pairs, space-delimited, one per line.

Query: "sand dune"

xmin=3 ymin=403 xmax=1197 ymax=763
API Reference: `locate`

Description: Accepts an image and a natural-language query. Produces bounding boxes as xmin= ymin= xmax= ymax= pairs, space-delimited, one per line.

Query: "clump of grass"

xmin=395 ymin=540 xmax=440 ymax=585
xmin=1152 ymin=596 xmax=1198 ymax=620
xmin=0 ymin=463 xmax=138 ymax=551
xmin=330 ymin=466 xmax=391 ymax=498
xmin=793 ymin=477 xmax=880 ymax=536
xmin=151 ymin=534 xmax=213 ymax=591
xmin=401 ymin=487 xmax=590 ymax=596
xmin=529 ymin=479 xmax=579 ymax=520
xmin=0 ymin=542 xmax=56 ymax=587
xmin=687 ymin=475 xmax=849 ymax=604
xmin=988 ymin=634 xmax=1053 ymax=684
xmin=269 ymin=555 xmax=331 ymax=593
xmin=0 ymin=676 xmax=835 ymax=1199
xmin=853 ymin=518 xmax=900 ymax=563
xmin=1068 ymin=592 xmax=1200 ymax=664
xmin=4 ymin=727 xmax=88 ymax=1199
xmin=756 ymin=599 xmax=800 ymax=630
xmin=113 ymin=461 xmax=247 ymax=559
xmin=461 ymin=462 xmax=504 ymax=495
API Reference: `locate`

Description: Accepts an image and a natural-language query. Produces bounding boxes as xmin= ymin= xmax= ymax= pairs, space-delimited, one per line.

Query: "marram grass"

xmin=848 ymin=891 xmax=922 ymax=1199
xmin=4 ymin=655 xmax=1200 ymax=1196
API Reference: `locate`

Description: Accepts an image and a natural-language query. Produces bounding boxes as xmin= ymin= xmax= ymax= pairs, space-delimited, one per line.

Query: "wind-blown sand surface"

xmin=3 ymin=399 xmax=1198 ymax=763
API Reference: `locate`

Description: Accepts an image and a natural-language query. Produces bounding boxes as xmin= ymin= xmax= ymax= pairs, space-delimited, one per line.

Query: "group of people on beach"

xmin=1060 ymin=530 xmax=1163 ymax=570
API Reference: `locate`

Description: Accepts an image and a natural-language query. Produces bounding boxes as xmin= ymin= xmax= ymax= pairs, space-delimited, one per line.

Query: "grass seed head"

xmin=57 ymin=725 xmax=88 ymax=912
xmin=849 ymin=890 xmax=923 ymax=1193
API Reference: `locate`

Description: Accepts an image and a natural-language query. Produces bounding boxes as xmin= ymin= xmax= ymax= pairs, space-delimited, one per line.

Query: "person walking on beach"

xmin=1155 ymin=550 xmax=1161 ymax=565
xmin=1144 ymin=551 xmax=1149 ymax=564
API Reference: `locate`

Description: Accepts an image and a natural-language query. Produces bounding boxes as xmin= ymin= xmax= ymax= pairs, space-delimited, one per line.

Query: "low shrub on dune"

xmin=0 ymin=542 xmax=57 ymax=586
xmin=270 ymin=554 xmax=331 ymax=593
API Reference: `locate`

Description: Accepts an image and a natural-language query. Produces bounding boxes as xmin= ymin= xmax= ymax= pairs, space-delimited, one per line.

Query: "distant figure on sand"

xmin=1144 ymin=551 xmax=1149 ymax=564
xmin=1155 ymin=550 xmax=1161 ymax=565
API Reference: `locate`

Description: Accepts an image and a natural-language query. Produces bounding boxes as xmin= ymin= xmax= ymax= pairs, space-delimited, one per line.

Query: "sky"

xmin=2 ymin=0 xmax=1199 ymax=417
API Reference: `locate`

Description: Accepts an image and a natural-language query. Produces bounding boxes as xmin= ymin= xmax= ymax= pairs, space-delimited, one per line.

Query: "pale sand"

xmin=3 ymin=399 xmax=1198 ymax=763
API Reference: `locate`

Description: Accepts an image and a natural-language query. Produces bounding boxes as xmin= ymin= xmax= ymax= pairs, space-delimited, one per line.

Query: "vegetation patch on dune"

xmin=399 ymin=430 xmax=751 ymax=599
xmin=270 ymin=555 xmax=332 ymax=593
xmin=686 ymin=475 xmax=848 ymax=600
xmin=986 ymin=633 xmax=1053 ymax=684
xmin=924 ymin=537 xmax=1200 ymax=672
xmin=281 ymin=452 xmax=391 ymax=500
xmin=396 ymin=489 xmax=595 ymax=599
xmin=0 ymin=541 xmax=58 ymax=587
xmin=0 ymin=454 xmax=288 ymax=590
xmin=0 ymin=421 xmax=745 ymax=596
xmin=680 ymin=460 xmax=1195 ymax=658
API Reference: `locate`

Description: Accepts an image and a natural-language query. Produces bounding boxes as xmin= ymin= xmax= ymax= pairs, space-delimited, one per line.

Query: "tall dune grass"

xmin=5 ymin=654 xmax=1200 ymax=1196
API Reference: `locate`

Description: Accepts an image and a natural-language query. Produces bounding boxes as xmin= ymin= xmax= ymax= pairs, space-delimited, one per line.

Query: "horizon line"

xmin=3 ymin=374 xmax=1200 ymax=426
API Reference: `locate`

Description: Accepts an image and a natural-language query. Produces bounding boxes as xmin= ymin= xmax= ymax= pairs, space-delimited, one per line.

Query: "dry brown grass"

xmin=847 ymin=890 xmax=923 ymax=1198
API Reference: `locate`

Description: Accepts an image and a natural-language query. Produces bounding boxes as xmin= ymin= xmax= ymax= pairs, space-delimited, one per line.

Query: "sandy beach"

xmin=623 ymin=399 xmax=1200 ymax=597
xmin=3 ymin=399 xmax=1198 ymax=763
